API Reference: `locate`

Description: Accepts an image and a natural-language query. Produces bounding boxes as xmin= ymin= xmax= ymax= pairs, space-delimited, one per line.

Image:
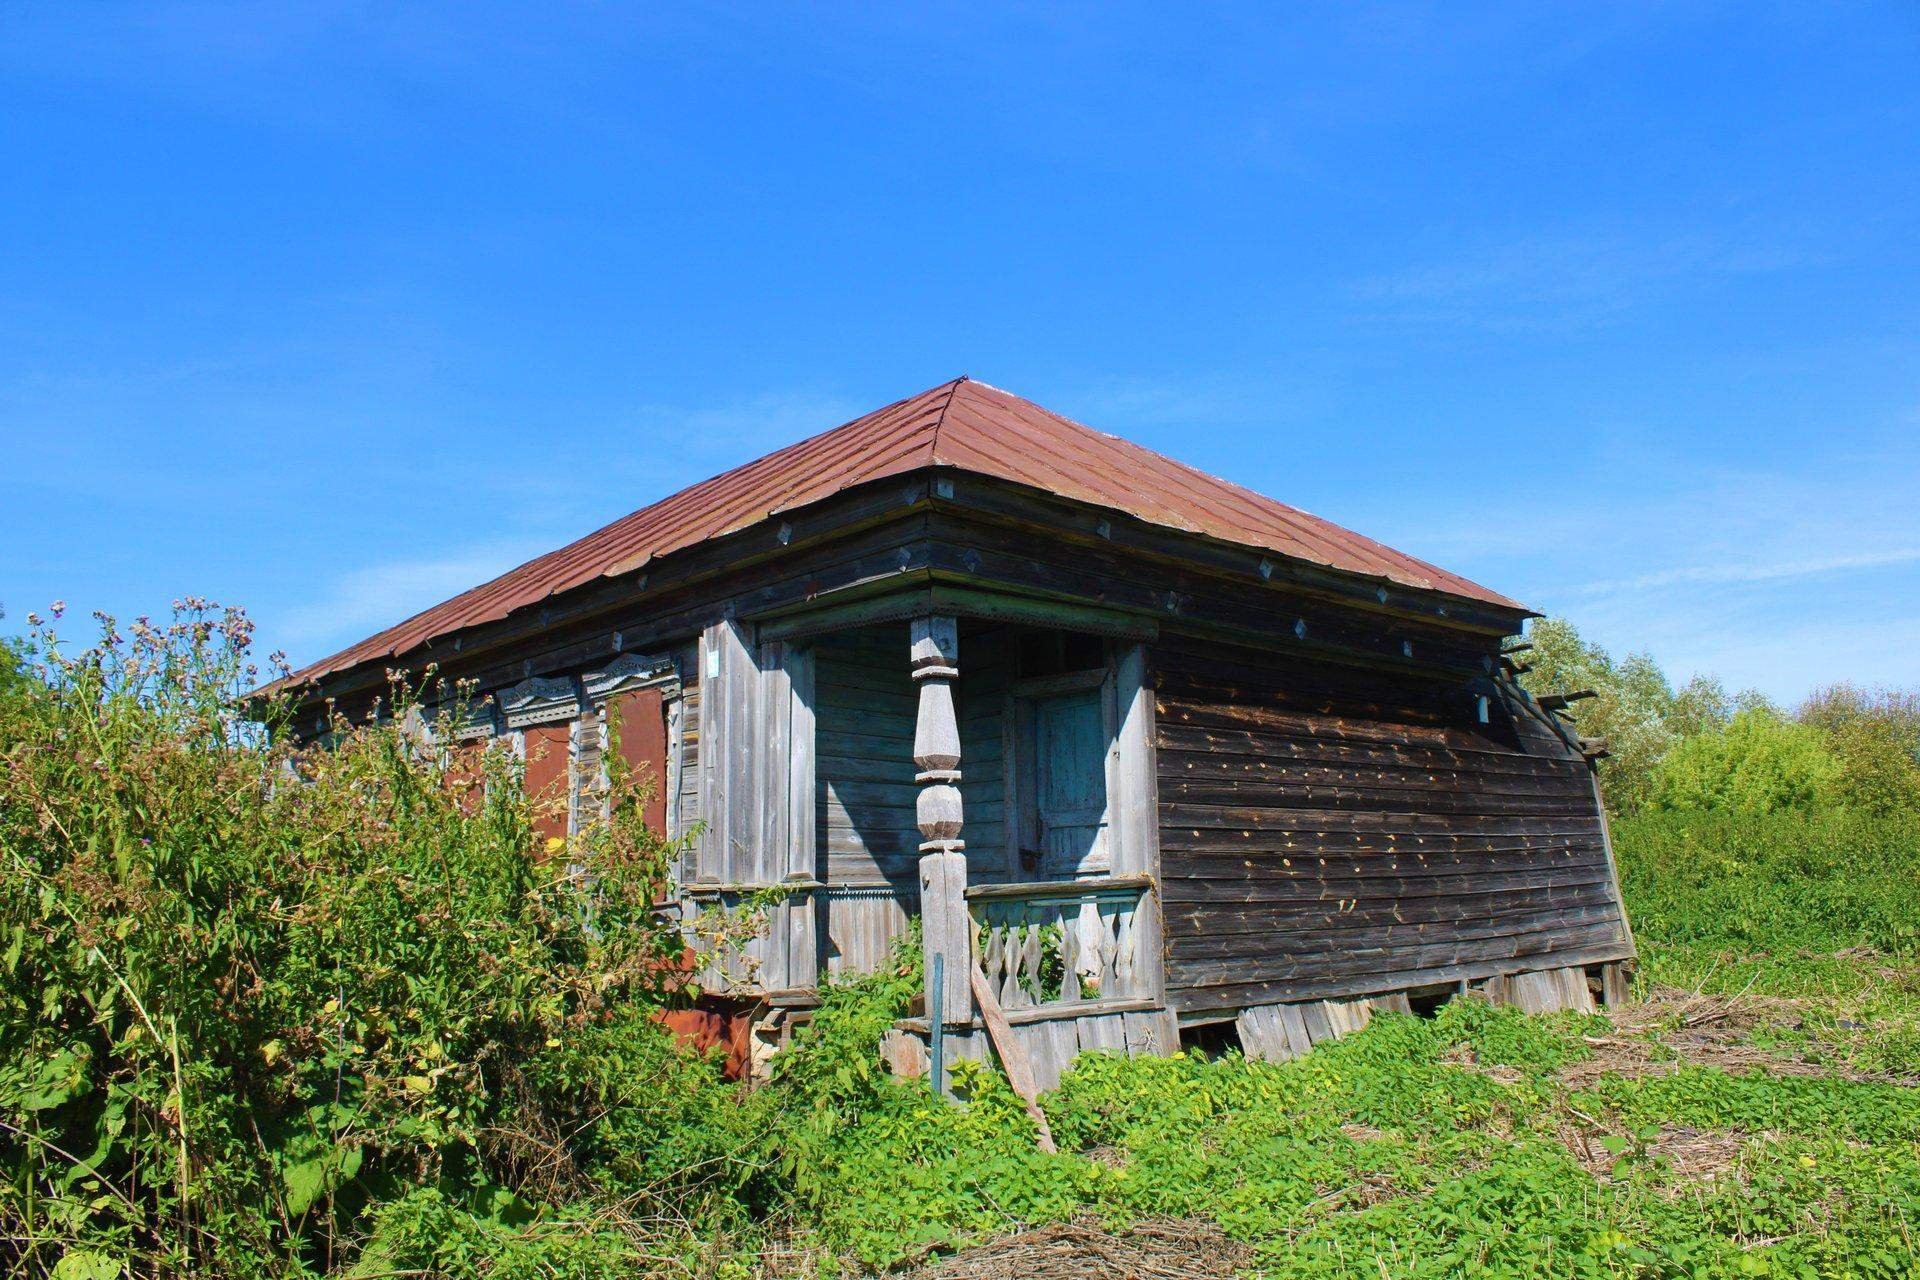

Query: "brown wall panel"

xmin=1153 ymin=635 xmax=1630 ymax=1015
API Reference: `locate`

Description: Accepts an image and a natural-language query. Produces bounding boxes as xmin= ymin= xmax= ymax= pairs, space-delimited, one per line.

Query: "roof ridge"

xmin=928 ymin=374 xmax=968 ymax=460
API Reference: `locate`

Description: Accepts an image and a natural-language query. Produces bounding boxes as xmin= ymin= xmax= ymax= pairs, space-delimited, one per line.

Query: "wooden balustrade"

xmin=967 ymin=877 xmax=1150 ymax=1011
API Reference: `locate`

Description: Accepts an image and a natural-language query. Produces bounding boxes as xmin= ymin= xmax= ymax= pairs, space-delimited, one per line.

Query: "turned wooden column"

xmin=912 ymin=615 xmax=971 ymax=1025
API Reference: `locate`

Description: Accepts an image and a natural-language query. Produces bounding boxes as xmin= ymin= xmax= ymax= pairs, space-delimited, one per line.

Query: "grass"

xmin=773 ymin=808 xmax=1920 ymax=1277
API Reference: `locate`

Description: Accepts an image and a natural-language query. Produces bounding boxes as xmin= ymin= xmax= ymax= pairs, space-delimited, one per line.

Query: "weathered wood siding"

xmin=808 ymin=622 xmax=1015 ymax=974
xmin=811 ymin=622 xmax=1012 ymax=885
xmin=1154 ymin=636 xmax=1631 ymax=1015
xmin=673 ymin=643 xmax=701 ymax=843
xmin=956 ymin=624 xmax=1011 ymax=878
xmin=814 ymin=626 xmax=920 ymax=884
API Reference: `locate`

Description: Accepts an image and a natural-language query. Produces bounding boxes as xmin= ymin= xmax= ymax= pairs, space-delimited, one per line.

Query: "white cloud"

xmin=272 ymin=538 xmax=551 ymax=655
xmin=1560 ymin=547 xmax=1920 ymax=599
xmin=1372 ymin=436 xmax=1920 ymax=704
xmin=1348 ymin=230 xmax=1816 ymax=332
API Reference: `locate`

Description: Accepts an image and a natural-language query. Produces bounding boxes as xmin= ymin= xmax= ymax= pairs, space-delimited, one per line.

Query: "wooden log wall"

xmin=1154 ymin=635 xmax=1632 ymax=1016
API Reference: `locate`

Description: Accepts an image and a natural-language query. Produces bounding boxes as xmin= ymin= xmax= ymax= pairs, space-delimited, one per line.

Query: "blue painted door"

xmin=1032 ymin=687 xmax=1110 ymax=876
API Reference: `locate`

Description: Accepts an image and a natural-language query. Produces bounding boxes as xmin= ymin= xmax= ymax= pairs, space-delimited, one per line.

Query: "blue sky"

xmin=4 ymin=2 xmax=1917 ymax=702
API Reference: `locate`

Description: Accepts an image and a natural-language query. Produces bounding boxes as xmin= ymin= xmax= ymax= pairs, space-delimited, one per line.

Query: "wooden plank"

xmin=1155 ymin=725 xmax=1590 ymax=778
xmin=1162 ymin=838 xmax=1608 ymax=866
xmin=1123 ymin=1007 xmax=1178 ymax=1057
xmin=1041 ymin=1018 xmax=1082 ymax=1090
xmin=1159 ymin=779 xmax=1597 ymax=819
xmin=965 ymin=874 xmax=1155 ymax=901
xmin=1159 ymin=871 xmax=1612 ymax=909
xmin=927 ymin=581 xmax=1159 ymax=641
xmin=1167 ymin=940 xmax=1636 ymax=1015
xmin=1168 ymin=905 xmax=1625 ymax=960
xmin=1601 ymin=961 xmax=1631 ymax=1007
xmin=786 ymin=645 xmax=817 ymax=882
xmin=1076 ymin=1012 xmax=1128 ymax=1057
xmin=881 ymin=1028 xmax=927 ymax=1079
xmin=757 ymin=640 xmax=791 ymax=895
xmin=1173 ymin=918 xmax=1624 ymax=984
xmin=970 ymin=962 xmax=1058 ymax=1152
xmin=1161 ymin=804 xmax=1604 ymax=838
xmin=1171 ymin=926 xmax=1629 ymax=999
xmin=1235 ymin=1003 xmax=1295 ymax=1062
xmin=1157 ymin=744 xmax=1593 ymax=791
xmin=1114 ymin=641 xmax=1166 ymax=1006
xmin=1166 ymin=894 xmax=1622 ymax=939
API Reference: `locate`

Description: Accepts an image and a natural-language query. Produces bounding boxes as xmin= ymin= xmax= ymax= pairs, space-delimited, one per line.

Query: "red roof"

xmin=285 ymin=378 xmax=1521 ymax=687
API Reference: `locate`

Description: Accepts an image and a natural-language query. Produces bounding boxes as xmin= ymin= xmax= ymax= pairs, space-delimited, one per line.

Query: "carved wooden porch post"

xmin=913 ymin=615 xmax=972 ymax=1029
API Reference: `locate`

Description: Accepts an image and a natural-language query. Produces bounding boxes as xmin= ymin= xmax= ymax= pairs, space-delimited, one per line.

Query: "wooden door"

xmin=1030 ymin=687 xmax=1111 ymax=877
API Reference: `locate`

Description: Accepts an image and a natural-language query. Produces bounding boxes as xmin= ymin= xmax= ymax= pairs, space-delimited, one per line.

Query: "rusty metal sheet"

xmin=280 ymin=378 xmax=1520 ymax=690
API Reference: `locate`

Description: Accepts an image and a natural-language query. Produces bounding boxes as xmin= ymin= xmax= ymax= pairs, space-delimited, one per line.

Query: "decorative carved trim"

xmin=498 ymin=675 xmax=582 ymax=728
xmin=582 ymin=650 xmax=678 ymax=703
xmin=417 ymin=696 xmax=499 ymax=740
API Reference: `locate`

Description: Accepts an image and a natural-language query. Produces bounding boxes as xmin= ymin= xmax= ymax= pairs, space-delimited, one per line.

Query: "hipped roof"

xmin=285 ymin=377 xmax=1521 ymax=688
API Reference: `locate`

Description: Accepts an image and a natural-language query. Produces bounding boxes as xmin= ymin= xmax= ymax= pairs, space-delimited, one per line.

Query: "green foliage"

xmin=1798 ymin=684 xmax=1920 ymax=815
xmin=1520 ymin=617 xmax=1737 ymax=814
xmin=7 ymin=599 xmax=1919 ymax=1277
xmin=1614 ymin=807 xmax=1920 ymax=958
xmin=1648 ymin=708 xmax=1843 ymax=815
xmin=348 ymin=1187 xmax=640 ymax=1280
xmin=1611 ymin=806 xmax=1920 ymax=1080
xmin=0 ymin=603 xmax=710 ymax=1278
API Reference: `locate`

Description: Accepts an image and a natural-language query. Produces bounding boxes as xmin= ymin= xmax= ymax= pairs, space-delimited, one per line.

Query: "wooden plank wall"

xmin=1154 ymin=635 xmax=1632 ymax=1016
xmin=957 ymin=625 xmax=1011 ymax=878
xmin=809 ymin=622 xmax=1015 ymax=975
xmin=814 ymin=625 xmax=920 ymax=885
xmin=811 ymin=623 xmax=1013 ymax=884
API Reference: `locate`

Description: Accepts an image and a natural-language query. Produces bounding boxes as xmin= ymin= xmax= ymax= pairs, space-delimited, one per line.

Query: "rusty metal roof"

xmin=283 ymin=377 xmax=1522 ymax=688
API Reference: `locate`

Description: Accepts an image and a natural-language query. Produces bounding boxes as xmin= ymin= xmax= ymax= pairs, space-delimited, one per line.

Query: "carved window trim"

xmin=498 ymin=674 xmax=583 ymax=729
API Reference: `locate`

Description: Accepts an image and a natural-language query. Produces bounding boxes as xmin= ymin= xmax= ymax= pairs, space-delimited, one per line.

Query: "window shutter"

xmin=523 ymin=724 xmax=572 ymax=844
xmin=610 ymin=686 xmax=669 ymax=836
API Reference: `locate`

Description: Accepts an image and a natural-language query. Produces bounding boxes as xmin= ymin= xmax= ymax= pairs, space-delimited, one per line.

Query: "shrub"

xmin=1647 ymin=708 xmax=1842 ymax=815
xmin=1798 ymin=684 xmax=1920 ymax=815
xmin=0 ymin=604 xmax=716 ymax=1278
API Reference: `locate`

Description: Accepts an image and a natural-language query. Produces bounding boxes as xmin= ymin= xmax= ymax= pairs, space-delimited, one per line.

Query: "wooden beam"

xmin=964 ymin=874 xmax=1154 ymax=902
xmin=971 ymin=963 xmax=1058 ymax=1152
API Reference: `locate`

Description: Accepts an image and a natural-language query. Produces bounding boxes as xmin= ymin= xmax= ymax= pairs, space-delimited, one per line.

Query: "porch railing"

xmin=965 ymin=875 xmax=1153 ymax=1012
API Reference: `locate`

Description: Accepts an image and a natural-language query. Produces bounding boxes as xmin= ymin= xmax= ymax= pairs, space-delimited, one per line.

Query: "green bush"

xmin=1799 ymin=684 xmax=1920 ymax=815
xmin=0 ymin=604 xmax=727 ymax=1278
xmin=1614 ymin=807 xmax=1920 ymax=957
xmin=1647 ymin=709 xmax=1842 ymax=815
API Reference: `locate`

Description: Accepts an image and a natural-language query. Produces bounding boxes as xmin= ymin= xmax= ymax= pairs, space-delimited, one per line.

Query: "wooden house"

xmin=280 ymin=378 xmax=1633 ymax=1087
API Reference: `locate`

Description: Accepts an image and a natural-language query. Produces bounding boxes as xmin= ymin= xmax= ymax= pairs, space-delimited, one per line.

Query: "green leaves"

xmin=0 ymin=602 xmax=693 ymax=1278
xmin=8 ymin=1045 xmax=93 ymax=1112
xmin=50 ymin=1249 xmax=120 ymax=1280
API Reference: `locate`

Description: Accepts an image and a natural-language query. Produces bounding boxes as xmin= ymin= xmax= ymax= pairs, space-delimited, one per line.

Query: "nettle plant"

xmin=0 ymin=602 xmax=714 ymax=1278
